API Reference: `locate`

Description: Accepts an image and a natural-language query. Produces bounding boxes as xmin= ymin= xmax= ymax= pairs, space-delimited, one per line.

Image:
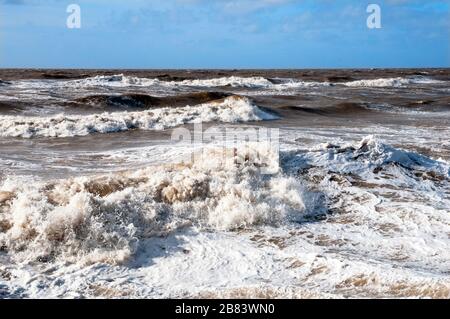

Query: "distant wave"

xmin=74 ymin=92 xmax=231 ymax=109
xmin=0 ymin=96 xmax=278 ymax=138
xmin=9 ymin=74 xmax=331 ymax=90
xmin=68 ymin=74 xmax=330 ymax=89
xmin=63 ymin=74 xmax=447 ymax=89
xmin=55 ymin=75 xmax=273 ymax=88
xmin=342 ymin=76 xmax=445 ymax=88
xmin=8 ymin=74 xmax=445 ymax=91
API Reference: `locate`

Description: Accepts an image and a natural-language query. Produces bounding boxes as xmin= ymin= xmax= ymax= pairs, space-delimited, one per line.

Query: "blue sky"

xmin=0 ymin=0 xmax=449 ymax=68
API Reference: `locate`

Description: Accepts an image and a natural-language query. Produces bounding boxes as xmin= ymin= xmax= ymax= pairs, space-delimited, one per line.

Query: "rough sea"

xmin=0 ymin=69 xmax=449 ymax=298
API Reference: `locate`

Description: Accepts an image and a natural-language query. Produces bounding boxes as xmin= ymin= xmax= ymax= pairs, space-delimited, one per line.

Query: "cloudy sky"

xmin=0 ymin=0 xmax=448 ymax=68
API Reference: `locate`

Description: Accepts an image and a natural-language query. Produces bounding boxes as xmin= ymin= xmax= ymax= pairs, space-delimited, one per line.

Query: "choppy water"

xmin=0 ymin=69 xmax=449 ymax=299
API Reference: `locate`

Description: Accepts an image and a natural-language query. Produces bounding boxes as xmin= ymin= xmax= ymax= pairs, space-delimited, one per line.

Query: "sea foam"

xmin=1 ymin=137 xmax=449 ymax=298
xmin=0 ymin=143 xmax=311 ymax=264
xmin=0 ymin=96 xmax=277 ymax=138
xmin=342 ymin=76 xmax=444 ymax=88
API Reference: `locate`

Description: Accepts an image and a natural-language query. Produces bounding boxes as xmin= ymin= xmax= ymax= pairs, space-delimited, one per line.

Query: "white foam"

xmin=1 ymin=137 xmax=450 ymax=298
xmin=69 ymin=74 xmax=328 ymax=89
xmin=0 ymin=143 xmax=313 ymax=265
xmin=342 ymin=76 xmax=444 ymax=88
xmin=8 ymin=75 xmax=330 ymax=91
xmin=176 ymin=76 xmax=273 ymax=88
xmin=59 ymin=74 xmax=441 ymax=89
xmin=176 ymin=77 xmax=330 ymax=89
xmin=63 ymin=75 xmax=274 ymax=88
xmin=3 ymin=227 xmax=449 ymax=298
xmin=282 ymin=136 xmax=450 ymax=274
xmin=291 ymin=135 xmax=450 ymax=175
xmin=0 ymin=96 xmax=277 ymax=138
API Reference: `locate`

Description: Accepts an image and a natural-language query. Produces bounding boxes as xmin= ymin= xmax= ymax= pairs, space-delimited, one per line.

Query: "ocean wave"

xmin=74 ymin=92 xmax=231 ymax=109
xmin=70 ymin=74 xmax=159 ymax=87
xmin=0 ymin=96 xmax=277 ymax=138
xmin=176 ymin=76 xmax=274 ymax=88
xmin=282 ymin=136 xmax=450 ymax=276
xmin=342 ymin=76 xmax=444 ymax=88
xmin=9 ymin=74 xmax=330 ymax=90
xmin=72 ymin=74 xmax=443 ymax=89
xmin=1 ymin=136 xmax=448 ymax=266
xmin=11 ymin=75 xmax=272 ymax=89
xmin=284 ymin=135 xmax=450 ymax=176
xmin=0 ymin=143 xmax=314 ymax=264
xmin=6 ymin=74 xmax=446 ymax=92
xmin=69 ymin=74 xmax=330 ymax=89
xmin=1 ymin=136 xmax=449 ymax=299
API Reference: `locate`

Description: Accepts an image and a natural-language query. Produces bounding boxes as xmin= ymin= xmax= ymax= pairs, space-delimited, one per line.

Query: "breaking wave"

xmin=0 ymin=96 xmax=278 ymax=138
xmin=65 ymin=74 xmax=442 ymax=89
xmin=74 ymin=92 xmax=231 ymax=109
xmin=67 ymin=74 xmax=331 ymax=89
xmin=67 ymin=74 xmax=329 ymax=89
xmin=342 ymin=76 xmax=444 ymax=88
xmin=7 ymin=75 xmax=446 ymax=92
xmin=177 ymin=76 xmax=274 ymax=88
xmin=11 ymin=74 xmax=445 ymax=92
xmin=10 ymin=75 xmax=272 ymax=89
xmin=10 ymin=75 xmax=330 ymax=90
xmin=284 ymin=135 xmax=450 ymax=177
xmin=1 ymin=136 xmax=448 ymax=267
xmin=0 ymin=144 xmax=314 ymax=264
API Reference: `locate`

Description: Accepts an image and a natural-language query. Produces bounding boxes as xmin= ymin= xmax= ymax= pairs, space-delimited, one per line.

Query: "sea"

xmin=0 ymin=69 xmax=449 ymax=298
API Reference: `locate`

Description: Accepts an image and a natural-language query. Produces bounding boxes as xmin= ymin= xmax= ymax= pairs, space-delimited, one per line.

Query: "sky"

xmin=0 ymin=0 xmax=449 ymax=68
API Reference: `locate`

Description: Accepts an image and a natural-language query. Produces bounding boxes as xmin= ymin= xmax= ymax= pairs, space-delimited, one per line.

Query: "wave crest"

xmin=0 ymin=96 xmax=277 ymax=138
xmin=342 ymin=76 xmax=444 ymax=88
xmin=0 ymin=144 xmax=311 ymax=264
